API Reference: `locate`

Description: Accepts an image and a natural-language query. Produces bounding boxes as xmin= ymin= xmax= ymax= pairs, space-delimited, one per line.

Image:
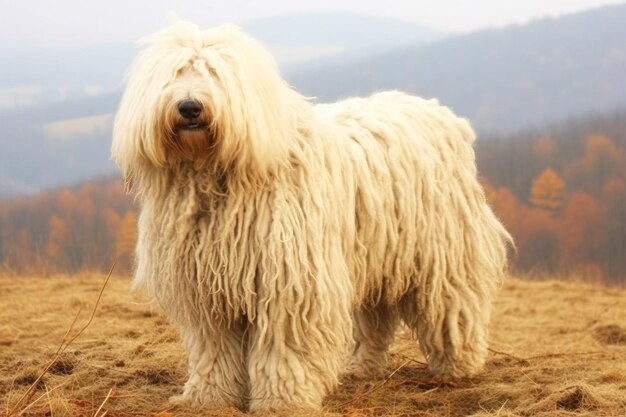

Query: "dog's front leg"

xmin=246 ymin=299 xmax=351 ymax=412
xmin=246 ymin=232 xmax=354 ymax=409
xmin=171 ymin=321 xmax=248 ymax=410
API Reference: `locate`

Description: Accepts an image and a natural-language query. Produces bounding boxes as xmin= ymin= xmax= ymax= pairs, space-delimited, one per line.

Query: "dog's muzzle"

xmin=177 ymin=99 xmax=208 ymax=131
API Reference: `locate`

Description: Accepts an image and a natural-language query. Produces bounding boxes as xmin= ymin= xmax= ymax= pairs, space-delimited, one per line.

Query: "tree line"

xmin=478 ymin=110 xmax=626 ymax=285
xmin=1 ymin=110 xmax=625 ymax=284
xmin=0 ymin=179 xmax=136 ymax=274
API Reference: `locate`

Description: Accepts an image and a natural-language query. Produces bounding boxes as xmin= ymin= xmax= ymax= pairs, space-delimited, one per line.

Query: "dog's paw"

xmin=169 ymin=390 xmax=240 ymax=410
xmin=167 ymin=393 xmax=190 ymax=407
xmin=344 ymin=361 xmax=386 ymax=380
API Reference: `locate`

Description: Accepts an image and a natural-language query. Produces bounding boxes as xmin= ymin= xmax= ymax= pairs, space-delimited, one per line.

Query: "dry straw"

xmin=6 ymin=264 xmax=115 ymax=417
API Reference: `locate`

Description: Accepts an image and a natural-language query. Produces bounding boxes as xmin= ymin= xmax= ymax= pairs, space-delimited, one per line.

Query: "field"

xmin=1 ymin=274 xmax=625 ymax=417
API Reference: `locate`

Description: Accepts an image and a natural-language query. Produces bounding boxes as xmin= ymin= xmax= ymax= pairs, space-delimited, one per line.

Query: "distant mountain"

xmin=244 ymin=12 xmax=445 ymax=68
xmin=0 ymin=43 xmax=135 ymax=107
xmin=246 ymin=12 xmax=444 ymax=48
xmin=0 ymin=104 xmax=115 ymax=197
xmin=0 ymin=11 xmax=446 ymax=197
xmin=2 ymin=5 xmax=626 ymax=197
xmin=0 ymin=12 xmax=442 ymax=108
xmin=290 ymin=4 xmax=626 ymax=132
xmin=0 ymin=92 xmax=120 ymax=196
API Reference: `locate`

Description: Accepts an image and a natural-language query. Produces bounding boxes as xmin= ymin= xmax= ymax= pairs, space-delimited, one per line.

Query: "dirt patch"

xmin=556 ymin=386 xmax=586 ymax=410
xmin=135 ymin=368 xmax=178 ymax=385
xmin=593 ymin=324 xmax=626 ymax=345
xmin=14 ymin=371 xmax=42 ymax=387
xmin=49 ymin=352 xmax=77 ymax=375
xmin=524 ymin=384 xmax=615 ymax=415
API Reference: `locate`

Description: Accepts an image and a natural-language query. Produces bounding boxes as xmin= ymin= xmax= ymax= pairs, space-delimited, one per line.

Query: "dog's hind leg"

xmin=170 ymin=320 xmax=248 ymax=410
xmin=398 ymin=283 xmax=492 ymax=380
xmin=346 ymin=303 xmax=399 ymax=378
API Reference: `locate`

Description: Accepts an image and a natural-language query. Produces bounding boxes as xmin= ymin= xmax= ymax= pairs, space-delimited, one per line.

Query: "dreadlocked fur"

xmin=112 ymin=21 xmax=512 ymax=412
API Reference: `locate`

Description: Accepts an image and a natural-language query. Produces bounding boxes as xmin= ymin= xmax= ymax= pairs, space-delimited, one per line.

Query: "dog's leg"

xmin=346 ymin=303 xmax=398 ymax=378
xmin=246 ymin=313 xmax=351 ymax=412
xmin=399 ymin=285 xmax=491 ymax=380
xmin=246 ymin=258 xmax=352 ymax=410
xmin=171 ymin=321 xmax=248 ymax=410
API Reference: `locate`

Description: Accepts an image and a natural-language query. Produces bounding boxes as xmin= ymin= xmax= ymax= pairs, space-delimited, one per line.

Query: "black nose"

xmin=178 ymin=99 xmax=202 ymax=120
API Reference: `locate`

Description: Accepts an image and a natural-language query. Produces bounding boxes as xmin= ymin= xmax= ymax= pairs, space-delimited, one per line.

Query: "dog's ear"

xmin=203 ymin=27 xmax=311 ymax=183
xmin=111 ymin=120 xmax=139 ymax=195
xmin=122 ymin=172 xmax=135 ymax=194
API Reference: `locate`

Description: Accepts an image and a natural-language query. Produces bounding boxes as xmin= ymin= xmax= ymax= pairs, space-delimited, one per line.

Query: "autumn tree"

xmin=559 ymin=192 xmax=602 ymax=268
xmin=74 ymin=191 xmax=98 ymax=269
xmin=56 ymin=188 xmax=78 ymax=214
xmin=533 ymin=137 xmax=557 ymax=164
xmin=0 ymin=179 xmax=137 ymax=274
xmin=46 ymin=215 xmax=70 ymax=271
xmin=598 ymin=177 xmax=626 ymax=283
xmin=0 ymin=202 xmax=7 ymax=265
xmin=565 ymin=134 xmax=625 ymax=194
xmin=516 ymin=207 xmax=561 ymax=273
xmin=115 ymin=210 xmax=138 ymax=273
xmin=485 ymin=185 xmax=522 ymax=241
xmin=529 ymin=168 xmax=566 ymax=216
xmin=5 ymin=229 xmax=35 ymax=272
xmin=100 ymin=208 xmax=122 ymax=267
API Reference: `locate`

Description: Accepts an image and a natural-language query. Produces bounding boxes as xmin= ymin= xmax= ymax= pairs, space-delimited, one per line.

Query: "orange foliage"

xmin=46 ymin=215 xmax=69 ymax=268
xmin=529 ymin=168 xmax=565 ymax=215
xmin=533 ymin=137 xmax=556 ymax=160
xmin=57 ymin=188 xmax=79 ymax=214
xmin=515 ymin=207 xmax=562 ymax=272
xmin=115 ymin=210 xmax=138 ymax=273
xmin=559 ymin=192 xmax=603 ymax=263
xmin=480 ymin=138 xmax=625 ymax=283
xmin=5 ymin=229 xmax=36 ymax=272
xmin=101 ymin=208 xmax=122 ymax=241
xmin=487 ymin=185 xmax=522 ymax=240
xmin=565 ymin=135 xmax=626 ymax=194
xmin=584 ymin=134 xmax=623 ymax=167
xmin=602 ymin=177 xmax=626 ymax=201
xmin=0 ymin=180 xmax=135 ymax=273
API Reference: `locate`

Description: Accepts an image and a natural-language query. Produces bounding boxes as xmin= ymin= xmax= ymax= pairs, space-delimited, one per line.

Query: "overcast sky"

xmin=1 ymin=0 xmax=624 ymax=49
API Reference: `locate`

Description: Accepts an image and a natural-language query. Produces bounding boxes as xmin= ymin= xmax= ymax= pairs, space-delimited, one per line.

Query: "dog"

xmin=112 ymin=21 xmax=512 ymax=411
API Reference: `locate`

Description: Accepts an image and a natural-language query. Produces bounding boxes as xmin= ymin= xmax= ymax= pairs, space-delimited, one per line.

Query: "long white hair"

xmin=112 ymin=20 xmax=512 ymax=411
xmin=112 ymin=21 xmax=311 ymax=191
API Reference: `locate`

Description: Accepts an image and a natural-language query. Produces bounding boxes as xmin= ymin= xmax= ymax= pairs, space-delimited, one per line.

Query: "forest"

xmin=0 ymin=109 xmax=625 ymax=285
xmin=478 ymin=109 xmax=626 ymax=284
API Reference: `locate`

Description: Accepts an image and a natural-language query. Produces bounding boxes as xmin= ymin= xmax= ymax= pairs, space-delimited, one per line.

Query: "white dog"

xmin=112 ymin=21 xmax=512 ymax=412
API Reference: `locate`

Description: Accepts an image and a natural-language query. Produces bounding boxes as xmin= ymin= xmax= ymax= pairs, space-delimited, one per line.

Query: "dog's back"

xmin=313 ymin=91 xmax=503 ymax=307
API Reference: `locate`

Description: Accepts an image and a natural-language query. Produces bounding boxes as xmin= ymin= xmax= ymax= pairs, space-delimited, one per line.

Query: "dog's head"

xmin=112 ymin=21 xmax=308 ymax=190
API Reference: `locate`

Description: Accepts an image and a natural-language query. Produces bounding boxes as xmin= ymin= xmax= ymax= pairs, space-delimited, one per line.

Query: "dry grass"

xmin=1 ymin=274 xmax=625 ymax=417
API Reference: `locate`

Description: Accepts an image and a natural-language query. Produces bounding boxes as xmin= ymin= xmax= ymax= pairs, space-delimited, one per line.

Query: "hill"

xmin=244 ymin=11 xmax=445 ymax=68
xmin=0 ymin=11 xmax=444 ymax=197
xmin=0 ymin=12 xmax=441 ymax=109
xmin=1 ymin=274 xmax=625 ymax=416
xmin=0 ymin=43 xmax=134 ymax=107
xmin=290 ymin=4 xmax=626 ymax=132
xmin=2 ymin=5 xmax=626 ymax=196
xmin=3 ymin=5 xmax=626 ymax=196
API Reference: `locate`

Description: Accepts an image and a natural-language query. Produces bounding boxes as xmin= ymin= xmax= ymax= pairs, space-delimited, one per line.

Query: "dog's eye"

xmin=206 ymin=66 xmax=218 ymax=78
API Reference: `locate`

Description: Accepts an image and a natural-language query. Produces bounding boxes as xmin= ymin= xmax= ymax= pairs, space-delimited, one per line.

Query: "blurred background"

xmin=1 ymin=0 xmax=625 ymax=285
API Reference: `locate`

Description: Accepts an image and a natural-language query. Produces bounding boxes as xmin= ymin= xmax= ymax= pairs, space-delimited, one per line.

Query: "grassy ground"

xmin=1 ymin=274 xmax=625 ymax=417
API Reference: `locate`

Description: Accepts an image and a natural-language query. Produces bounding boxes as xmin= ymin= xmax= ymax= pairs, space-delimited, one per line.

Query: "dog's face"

xmin=112 ymin=21 xmax=306 ymax=186
xmin=159 ymin=67 xmax=218 ymax=165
